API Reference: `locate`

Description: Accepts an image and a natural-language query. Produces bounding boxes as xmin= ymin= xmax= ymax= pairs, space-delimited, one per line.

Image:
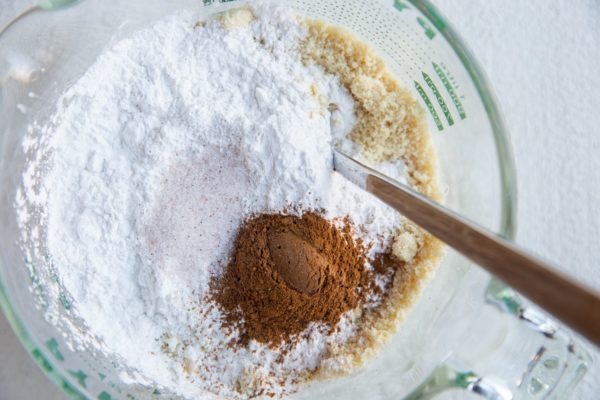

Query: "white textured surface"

xmin=430 ymin=1 xmax=600 ymax=399
xmin=0 ymin=1 xmax=599 ymax=399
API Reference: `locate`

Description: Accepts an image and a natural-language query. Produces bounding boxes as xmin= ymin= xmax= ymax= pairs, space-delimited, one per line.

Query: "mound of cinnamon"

xmin=212 ymin=212 xmax=376 ymax=346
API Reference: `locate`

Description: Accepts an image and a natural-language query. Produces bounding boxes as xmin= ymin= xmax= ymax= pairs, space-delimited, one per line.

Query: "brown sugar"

xmin=212 ymin=212 xmax=373 ymax=346
xmin=300 ymin=20 xmax=441 ymax=200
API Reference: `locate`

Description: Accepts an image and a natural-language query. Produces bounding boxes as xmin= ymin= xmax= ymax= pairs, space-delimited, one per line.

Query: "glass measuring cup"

xmin=0 ymin=0 xmax=591 ymax=398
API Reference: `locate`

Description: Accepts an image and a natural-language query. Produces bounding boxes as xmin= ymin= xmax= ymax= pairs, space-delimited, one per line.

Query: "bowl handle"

xmin=403 ymin=278 xmax=591 ymax=400
xmin=404 ymin=364 xmax=512 ymax=400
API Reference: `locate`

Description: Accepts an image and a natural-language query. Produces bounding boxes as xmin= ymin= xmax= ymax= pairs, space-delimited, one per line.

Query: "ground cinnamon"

xmin=212 ymin=212 xmax=374 ymax=346
xmin=267 ymin=230 xmax=327 ymax=295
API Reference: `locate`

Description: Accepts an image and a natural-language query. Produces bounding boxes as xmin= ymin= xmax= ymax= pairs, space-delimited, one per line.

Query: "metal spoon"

xmin=333 ymin=149 xmax=600 ymax=346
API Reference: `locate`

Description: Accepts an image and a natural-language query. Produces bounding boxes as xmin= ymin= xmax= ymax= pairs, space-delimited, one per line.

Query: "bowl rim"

xmin=410 ymin=0 xmax=518 ymax=240
xmin=0 ymin=0 xmax=518 ymax=398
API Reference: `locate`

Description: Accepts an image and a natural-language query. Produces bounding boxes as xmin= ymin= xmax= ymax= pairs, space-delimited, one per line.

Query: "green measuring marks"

xmin=414 ymin=81 xmax=443 ymax=131
xmin=433 ymin=63 xmax=466 ymax=119
xmin=415 ymin=64 xmax=467 ymax=131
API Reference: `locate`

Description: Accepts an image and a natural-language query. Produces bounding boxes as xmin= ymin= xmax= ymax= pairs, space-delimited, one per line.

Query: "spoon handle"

xmin=334 ymin=150 xmax=600 ymax=346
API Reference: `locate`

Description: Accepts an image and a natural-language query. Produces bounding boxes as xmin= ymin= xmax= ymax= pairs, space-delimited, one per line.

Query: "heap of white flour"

xmin=16 ymin=5 xmax=410 ymax=399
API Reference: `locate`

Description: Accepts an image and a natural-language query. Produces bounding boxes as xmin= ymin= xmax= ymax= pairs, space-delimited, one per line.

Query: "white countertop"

xmin=0 ymin=0 xmax=598 ymax=398
xmin=432 ymin=1 xmax=600 ymax=398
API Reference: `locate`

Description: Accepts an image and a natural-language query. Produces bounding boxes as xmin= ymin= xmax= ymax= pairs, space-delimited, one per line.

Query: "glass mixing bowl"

xmin=0 ymin=0 xmax=592 ymax=399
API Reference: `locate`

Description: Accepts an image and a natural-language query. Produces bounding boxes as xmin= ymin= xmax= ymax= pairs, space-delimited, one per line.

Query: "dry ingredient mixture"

xmin=15 ymin=4 xmax=442 ymax=399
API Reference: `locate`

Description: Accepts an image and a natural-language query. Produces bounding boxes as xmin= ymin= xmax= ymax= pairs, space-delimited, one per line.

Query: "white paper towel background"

xmin=0 ymin=1 xmax=598 ymax=398
xmin=430 ymin=1 xmax=600 ymax=398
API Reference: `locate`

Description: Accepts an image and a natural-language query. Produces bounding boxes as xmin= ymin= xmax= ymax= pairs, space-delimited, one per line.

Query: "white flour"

xmin=16 ymin=5 xmax=408 ymax=399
